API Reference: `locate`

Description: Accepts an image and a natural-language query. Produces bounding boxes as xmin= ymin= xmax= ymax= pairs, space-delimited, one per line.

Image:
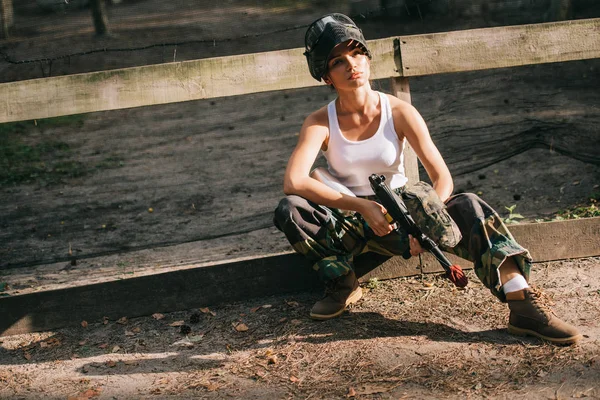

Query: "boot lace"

xmin=528 ymin=287 xmax=556 ymax=317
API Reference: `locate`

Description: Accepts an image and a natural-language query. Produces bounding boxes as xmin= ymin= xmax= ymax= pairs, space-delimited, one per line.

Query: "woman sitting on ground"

xmin=273 ymin=13 xmax=581 ymax=345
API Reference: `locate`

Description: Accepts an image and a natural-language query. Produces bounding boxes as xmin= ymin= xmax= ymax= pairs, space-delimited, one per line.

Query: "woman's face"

xmin=324 ymin=40 xmax=370 ymax=89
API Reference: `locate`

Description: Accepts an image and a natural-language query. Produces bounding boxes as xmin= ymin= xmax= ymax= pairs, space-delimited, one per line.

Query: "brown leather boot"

xmin=310 ymin=271 xmax=362 ymax=320
xmin=506 ymin=287 xmax=582 ymax=345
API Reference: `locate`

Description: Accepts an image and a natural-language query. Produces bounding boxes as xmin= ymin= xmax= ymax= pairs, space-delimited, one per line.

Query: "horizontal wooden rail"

xmin=2 ymin=217 xmax=599 ymax=336
xmin=0 ymin=18 xmax=598 ymax=123
xmin=399 ymin=17 xmax=600 ymax=76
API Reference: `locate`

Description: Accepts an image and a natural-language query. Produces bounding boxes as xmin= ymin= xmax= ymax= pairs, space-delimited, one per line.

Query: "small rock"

xmin=189 ymin=312 xmax=201 ymax=324
xmin=180 ymin=325 xmax=192 ymax=335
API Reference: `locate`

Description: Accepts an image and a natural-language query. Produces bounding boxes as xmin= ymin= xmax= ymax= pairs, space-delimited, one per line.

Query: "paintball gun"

xmin=368 ymin=174 xmax=468 ymax=288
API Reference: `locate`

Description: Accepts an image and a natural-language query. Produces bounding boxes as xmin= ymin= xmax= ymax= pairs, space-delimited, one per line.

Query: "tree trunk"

xmin=0 ymin=0 xmax=13 ymax=39
xmin=89 ymin=0 xmax=110 ymax=36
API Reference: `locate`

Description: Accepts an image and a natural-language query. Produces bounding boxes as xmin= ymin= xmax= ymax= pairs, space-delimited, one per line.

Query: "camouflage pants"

xmin=273 ymin=192 xmax=532 ymax=302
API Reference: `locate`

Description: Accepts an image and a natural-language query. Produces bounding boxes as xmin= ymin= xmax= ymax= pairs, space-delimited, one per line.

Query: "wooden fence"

xmin=1 ymin=17 xmax=599 ymax=336
xmin=1 ymin=18 xmax=599 ymax=124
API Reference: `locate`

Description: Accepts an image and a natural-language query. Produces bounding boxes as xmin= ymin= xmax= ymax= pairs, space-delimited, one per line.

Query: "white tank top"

xmin=323 ymin=91 xmax=408 ymax=196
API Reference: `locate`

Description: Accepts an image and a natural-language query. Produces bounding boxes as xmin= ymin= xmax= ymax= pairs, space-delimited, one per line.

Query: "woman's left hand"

xmin=408 ymin=235 xmax=424 ymax=256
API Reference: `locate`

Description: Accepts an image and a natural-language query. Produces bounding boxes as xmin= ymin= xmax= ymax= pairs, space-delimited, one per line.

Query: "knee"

xmin=447 ymin=192 xmax=484 ymax=210
xmin=454 ymin=192 xmax=481 ymax=203
xmin=273 ymin=195 xmax=306 ymax=228
xmin=446 ymin=192 xmax=492 ymax=222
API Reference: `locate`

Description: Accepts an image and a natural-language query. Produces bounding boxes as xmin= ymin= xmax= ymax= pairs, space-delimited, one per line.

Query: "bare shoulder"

xmin=385 ymin=93 xmax=421 ymax=138
xmin=303 ymin=104 xmax=329 ymax=130
xmin=385 ymin=93 xmax=416 ymax=116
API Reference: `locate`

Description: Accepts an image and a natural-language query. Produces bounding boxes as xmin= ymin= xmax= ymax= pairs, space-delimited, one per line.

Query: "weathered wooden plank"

xmin=399 ymin=18 xmax=600 ymax=77
xmin=382 ymin=217 xmax=600 ymax=274
xmin=0 ymin=0 xmax=13 ymax=39
xmin=0 ymin=38 xmax=397 ymax=124
xmin=2 ymin=18 xmax=598 ymax=124
xmin=390 ymin=76 xmax=419 ymax=185
xmin=1 ymin=217 xmax=598 ymax=337
xmin=511 ymin=216 xmax=600 ymax=261
xmin=0 ymin=253 xmax=319 ymax=337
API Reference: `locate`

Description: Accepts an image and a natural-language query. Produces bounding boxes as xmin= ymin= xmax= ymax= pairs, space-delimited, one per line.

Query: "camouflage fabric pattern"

xmin=273 ymin=195 xmax=409 ymax=281
xmin=273 ymin=192 xmax=532 ymax=302
xmin=402 ymin=181 xmax=462 ymax=248
xmin=443 ymin=193 xmax=532 ymax=302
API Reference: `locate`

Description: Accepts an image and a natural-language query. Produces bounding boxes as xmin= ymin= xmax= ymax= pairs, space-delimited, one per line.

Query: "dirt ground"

xmin=1 ymin=257 xmax=599 ymax=399
xmin=1 ymin=1 xmax=600 ymax=398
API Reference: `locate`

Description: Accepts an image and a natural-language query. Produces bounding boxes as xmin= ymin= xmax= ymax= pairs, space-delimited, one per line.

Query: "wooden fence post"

xmin=391 ymin=77 xmax=419 ymax=185
xmin=0 ymin=0 xmax=13 ymax=39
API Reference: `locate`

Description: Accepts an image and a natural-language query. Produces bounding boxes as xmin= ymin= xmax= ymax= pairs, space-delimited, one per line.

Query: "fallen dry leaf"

xmin=102 ymin=316 xmax=109 ymax=325
xmin=46 ymin=337 xmax=61 ymax=347
xmin=188 ymin=381 xmax=219 ymax=391
xmin=67 ymin=387 xmax=102 ymax=400
xmin=98 ymin=343 xmax=108 ymax=349
xmin=111 ymin=345 xmax=121 ymax=353
xmin=347 ymin=387 xmax=356 ymax=397
xmin=81 ymin=320 xmax=88 ymax=328
xmin=82 ymin=388 xmax=102 ymax=398
xmin=132 ymin=327 xmax=141 ymax=333
xmin=152 ymin=313 xmax=165 ymax=320
xmin=199 ymin=307 xmax=216 ymax=316
xmin=262 ymin=304 xmax=272 ymax=308
xmin=234 ymin=323 xmax=249 ymax=332
xmin=355 ymin=384 xmax=390 ymax=395
xmin=250 ymin=306 xmax=261 ymax=313
xmin=171 ymin=338 xmax=194 ymax=348
xmin=116 ymin=317 xmax=128 ymax=325
xmin=169 ymin=320 xmax=185 ymax=327
xmin=286 ymin=301 xmax=299 ymax=307
xmin=23 ymin=352 xmax=32 ymax=360
xmin=125 ymin=330 xmax=135 ymax=336
xmin=78 ymin=340 xmax=88 ymax=346
xmin=267 ymin=355 xmax=278 ymax=364
xmin=105 ymin=360 xmax=117 ymax=368
xmin=289 ymin=375 xmax=299 ymax=383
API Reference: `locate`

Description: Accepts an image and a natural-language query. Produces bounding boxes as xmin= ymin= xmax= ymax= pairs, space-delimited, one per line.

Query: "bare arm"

xmin=390 ymin=97 xmax=454 ymax=202
xmin=283 ymin=110 xmax=393 ymax=237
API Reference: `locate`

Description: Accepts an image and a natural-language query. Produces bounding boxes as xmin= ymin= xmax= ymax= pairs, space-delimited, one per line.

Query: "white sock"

xmin=502 ymin=275 xmax=529 ymax=294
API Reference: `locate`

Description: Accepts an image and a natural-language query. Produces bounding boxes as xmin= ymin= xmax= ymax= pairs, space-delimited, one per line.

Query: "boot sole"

xmin=507 ymin=324 xmax=583 ymax=345
xmin=310 ymin=286 xmax=363 ymax=321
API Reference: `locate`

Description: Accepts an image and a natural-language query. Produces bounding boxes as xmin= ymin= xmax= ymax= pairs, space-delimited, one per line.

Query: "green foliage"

xmin=503 ymin=204 xmax=525 ymax=224
xmin=366 ymin=277 xmax=381 ymax=290
xmin=0 ymin=116 xmax=88 ymax=186
xmin=554 ymin=193 xmax=600 ymax=220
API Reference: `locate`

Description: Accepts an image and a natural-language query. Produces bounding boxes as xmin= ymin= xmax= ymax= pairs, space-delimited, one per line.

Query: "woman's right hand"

xmin=359 ymin=200 xmax=393 ymax=237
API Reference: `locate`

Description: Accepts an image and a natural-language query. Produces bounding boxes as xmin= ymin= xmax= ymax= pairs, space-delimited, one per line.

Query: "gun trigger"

xmin=384 ymin=213 xmax=394 ymax=224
